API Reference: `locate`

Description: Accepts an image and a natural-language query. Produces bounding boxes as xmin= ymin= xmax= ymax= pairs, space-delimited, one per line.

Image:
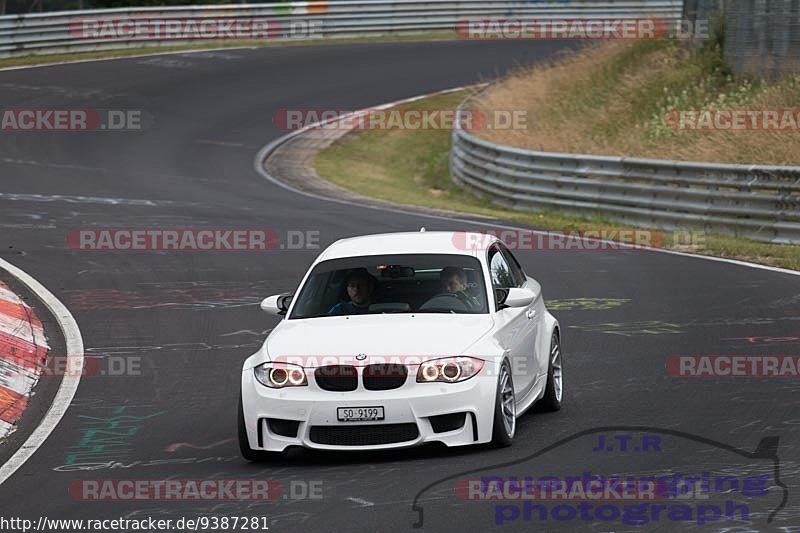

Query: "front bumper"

xmin=240 ymin=365 xmax=499 ymax=452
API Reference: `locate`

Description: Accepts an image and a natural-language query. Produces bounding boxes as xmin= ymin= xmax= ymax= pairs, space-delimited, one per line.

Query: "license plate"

xmin=337 ymin=406 xmax=384 ymax=422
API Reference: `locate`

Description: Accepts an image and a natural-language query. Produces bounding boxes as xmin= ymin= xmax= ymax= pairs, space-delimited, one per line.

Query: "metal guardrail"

xmin=0 ymin=0 xmax=683 ymax=57
xmin=451 ymin=100 xmax=800 ymax=244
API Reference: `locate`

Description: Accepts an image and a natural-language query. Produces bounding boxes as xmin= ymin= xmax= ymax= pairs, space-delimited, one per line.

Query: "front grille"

xmin=309 ymin=423 xmax=419 ymax=446
xmin=363 ymin=364 xmax=408 ymax=391
xmin=315 ymin=365 xmax=358 ymax=391
xmin=267 ymin=418 xmax=300 ymax=438
xmin=429 ymin=412 xmax=467 ymax=433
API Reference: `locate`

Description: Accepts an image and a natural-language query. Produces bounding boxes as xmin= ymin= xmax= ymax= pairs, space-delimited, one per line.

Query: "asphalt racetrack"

xmin=1 ymin=40 xmax=799 ymax=532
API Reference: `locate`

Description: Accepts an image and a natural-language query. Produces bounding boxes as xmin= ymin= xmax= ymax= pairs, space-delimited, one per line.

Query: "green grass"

xmin=0 ymin=31 xmax=459 ymax=69
xmin=314 ymin=89 xmax=800 ymax=271
xmin=472 ymin=37 xmax=800 ymax=165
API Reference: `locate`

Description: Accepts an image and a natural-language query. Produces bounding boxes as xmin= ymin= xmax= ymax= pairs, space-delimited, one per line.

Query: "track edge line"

xmin=0 ymin=257 xmax=84 ymax=485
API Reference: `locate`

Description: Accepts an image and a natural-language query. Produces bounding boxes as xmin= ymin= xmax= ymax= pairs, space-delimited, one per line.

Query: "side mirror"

xmin=497 ymin=287 xmax=535 ymax=309
xmin=261 ymin=294 xmax=293 ymax=316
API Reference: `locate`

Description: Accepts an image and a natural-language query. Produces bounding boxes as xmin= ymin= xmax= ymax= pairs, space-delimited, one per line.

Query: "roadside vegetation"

xmin=472 ymin=39 xmax=800 ymax=165
xmin=314 ymin=85 xmax=800 ymax=270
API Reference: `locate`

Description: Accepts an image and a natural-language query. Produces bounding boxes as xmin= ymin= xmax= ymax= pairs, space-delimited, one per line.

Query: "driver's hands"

xmin=454 ymin=290 xmax=480 ymax=310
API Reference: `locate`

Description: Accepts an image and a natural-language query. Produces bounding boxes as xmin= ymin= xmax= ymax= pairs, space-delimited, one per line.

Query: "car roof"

xmin=315 ymin=231 xmax=498 ymax=263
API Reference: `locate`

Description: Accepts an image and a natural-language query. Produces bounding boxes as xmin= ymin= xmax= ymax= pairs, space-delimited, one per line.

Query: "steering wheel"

xmin=419 ymin=292 xmax=470 ymax=312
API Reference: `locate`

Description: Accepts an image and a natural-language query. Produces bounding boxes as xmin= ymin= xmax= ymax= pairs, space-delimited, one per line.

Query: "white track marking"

xmin=0 ymin=192 xmax=172 ymax=206
xmin=254 ymin=86 xmax=800 ymax=279
xmin=346 ymin=497 xmax=375 ymax=507
xmin=0 ymin=46 xmax=256 ymax=73
xmin=0 ymin=258 xmax=84 ymax=486
xmin=195 ymin=139 xmax=246 ymax=148
xmin=0 ymin=37 xmax=455 ymax=73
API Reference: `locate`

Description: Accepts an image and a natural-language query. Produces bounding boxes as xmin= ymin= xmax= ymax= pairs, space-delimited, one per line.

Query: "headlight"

xmin=254 ymin=363 xmax=307 ymax=388
xmin=416 ymin=357 xmax=484 ymax=383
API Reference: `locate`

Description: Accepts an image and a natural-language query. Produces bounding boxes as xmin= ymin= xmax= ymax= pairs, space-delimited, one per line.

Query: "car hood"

xmin=259 ymin=314 xmax=494 ymax=367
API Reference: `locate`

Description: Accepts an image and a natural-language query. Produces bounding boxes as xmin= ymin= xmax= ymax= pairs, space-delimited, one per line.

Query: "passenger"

xmin=440 ymin=267 xmax=481 ymax=310
xmin=327 ymin=269 xmax=377 ymax=315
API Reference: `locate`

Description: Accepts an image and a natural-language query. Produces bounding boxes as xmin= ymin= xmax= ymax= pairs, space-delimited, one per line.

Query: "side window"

xmin=498 ymin=244 xmax=526 ymax=287
xmin=488 ymin=245 xmax=515 ymax=289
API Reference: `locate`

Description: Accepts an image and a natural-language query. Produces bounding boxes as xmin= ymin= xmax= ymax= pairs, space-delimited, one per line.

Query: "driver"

xmin=440 ymin=267 xmax=481 ymax=310
xmin=327 ymin=268 xmax=377 ymax=315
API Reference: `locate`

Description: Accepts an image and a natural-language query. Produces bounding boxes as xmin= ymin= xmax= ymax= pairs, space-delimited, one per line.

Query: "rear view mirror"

xmin=261 ymin=293 xmax=293 ymax=316
xmin=379 ymin=265 xmax=415 ymax=279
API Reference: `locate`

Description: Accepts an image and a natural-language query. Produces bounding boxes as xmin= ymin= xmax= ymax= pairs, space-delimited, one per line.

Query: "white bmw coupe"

xmin=239 ymin=231 xmax=562 ymax=459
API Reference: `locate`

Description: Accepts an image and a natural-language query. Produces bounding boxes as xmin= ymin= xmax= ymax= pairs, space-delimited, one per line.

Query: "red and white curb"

xmin=0 ymin=258 xmax=83 ymax=487
xmin=0 ymin=281 xmax=49 ymax=441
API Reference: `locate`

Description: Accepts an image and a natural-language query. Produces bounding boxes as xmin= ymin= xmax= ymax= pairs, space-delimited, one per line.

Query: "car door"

xmin=500 ymin=244 xmax=546 ymax=394
xmin=488 ymin=243 xmax=540 ymax=400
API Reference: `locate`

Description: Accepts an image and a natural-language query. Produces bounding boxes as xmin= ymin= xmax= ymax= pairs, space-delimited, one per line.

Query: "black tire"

xmin=238 ymin=391 xmax=282 ymax=462
xmin=536 ymin=331 xmax=563 ymax=412
xmin=490 ymin=360 xmax=516 ymax=448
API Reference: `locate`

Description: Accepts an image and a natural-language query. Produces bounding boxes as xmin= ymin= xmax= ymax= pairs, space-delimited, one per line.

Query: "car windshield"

xmin=289 ymin=254 xmax=488 ymax=318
